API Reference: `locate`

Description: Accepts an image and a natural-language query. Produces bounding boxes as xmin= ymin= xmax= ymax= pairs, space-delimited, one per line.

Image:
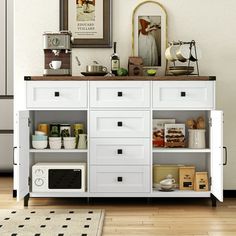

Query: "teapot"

xmin=159 ymin=175 xmax=176 ymax=190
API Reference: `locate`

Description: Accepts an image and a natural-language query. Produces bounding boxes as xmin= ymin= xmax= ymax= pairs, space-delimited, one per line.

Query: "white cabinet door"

xmin=0 ymin=134 xmax=13 ymax=171
xmin=210 ymin=110 xmax=223 ymax=202
xmin=0 ymin=0 xmax=6 ymax=95
xmin=0 ymin=99 xmax=13 ymax=130
xmin=90 ymin=138 xmax=150 ymax=165
xmin=152 ymin=81 xmax=215 ymax=110
xmin=90 ymin=111 xmax=150 ymax=138
xmin=16 ymin=111 xmax=30 ymax=201
xmin=90 ymin=81 xmax=150 ymax=108
xmin=26 ymin=81 xmax=88 ymax=109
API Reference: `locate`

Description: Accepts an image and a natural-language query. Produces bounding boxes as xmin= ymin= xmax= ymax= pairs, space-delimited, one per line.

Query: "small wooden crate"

xmin=179 ymin=166 xmax=195 ymax=190
xmin=194 ymin=172 xmax=209 ymax=191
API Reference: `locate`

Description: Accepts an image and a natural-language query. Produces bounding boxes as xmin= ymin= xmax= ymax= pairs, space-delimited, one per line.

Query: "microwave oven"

xmin=32 ymin=163 xmax=86 ymax=192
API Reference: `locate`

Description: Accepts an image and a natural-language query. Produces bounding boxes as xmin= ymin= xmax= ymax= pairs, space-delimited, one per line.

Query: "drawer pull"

xmin=54 ymin=91 xmax=60 ymax=97
xmin=181 ymin=91 xmax=186 ymax=97
xmin=117 ymin=149 xmax=123 ymax=155
xmin=117 ymin=177 xmax=123 ymax=182
xmin=117 ymin=121 xmax=123 ymax=127
xmin=117 ymin=91 xmax=123 ymax=97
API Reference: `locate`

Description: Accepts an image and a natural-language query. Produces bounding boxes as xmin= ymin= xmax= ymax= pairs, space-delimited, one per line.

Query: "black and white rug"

xmin=0 ymin=209 xmax=105 ymax=236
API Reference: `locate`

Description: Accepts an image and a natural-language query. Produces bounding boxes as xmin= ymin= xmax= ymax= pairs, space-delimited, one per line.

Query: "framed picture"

xmin=132 ymin=1 xmax=168 ymax=75
xmin=60 ymin=0 xmax=112 ymax=48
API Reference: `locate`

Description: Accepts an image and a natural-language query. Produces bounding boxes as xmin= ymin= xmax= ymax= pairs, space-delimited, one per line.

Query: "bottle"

xmin=111 ymin=42 xmax=120 ymax=75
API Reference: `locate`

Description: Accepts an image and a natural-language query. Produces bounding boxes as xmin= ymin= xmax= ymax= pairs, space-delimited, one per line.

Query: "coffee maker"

xmin=43 ymin=31 xmax=72 ymax=76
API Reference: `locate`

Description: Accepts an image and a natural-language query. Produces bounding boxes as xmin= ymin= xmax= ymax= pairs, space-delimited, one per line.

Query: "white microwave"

xmin=32 ymin=163 xmax=86 ymax=192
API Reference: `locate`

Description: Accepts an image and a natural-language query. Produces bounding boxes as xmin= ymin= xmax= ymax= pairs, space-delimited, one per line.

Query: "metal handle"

xmin=117 ymin=91 xmax=123 ymax=97
xmin=13 ymin=146 xmax=17 ymax=165
xmin=117 ymin=177 xmax=123 ymax=182
xmin=181 ymin=91 xmax=186 ymax=97
xmin=117 ymin=149 xmax=123 ymax=155
xmin=223 ymin=146 xmax=228 ymax=166
xmin=54 ymin=91 xmax=60 ymax=97
xmin=117 ymin=121 xmax=123 ymax=127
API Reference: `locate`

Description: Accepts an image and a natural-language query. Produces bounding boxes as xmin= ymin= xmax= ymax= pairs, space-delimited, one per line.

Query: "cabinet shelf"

xmin=29 ymin=149 xmax=88 ymax=153
xmin=152 ymin=189 xmax=211 ymax=197
xmin=153 ymin=148 xmax=211 ymax=153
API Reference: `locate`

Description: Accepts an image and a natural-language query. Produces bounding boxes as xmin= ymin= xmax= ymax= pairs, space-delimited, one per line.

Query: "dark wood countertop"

xmin=24 ymin=76 xmax=216 ymax=81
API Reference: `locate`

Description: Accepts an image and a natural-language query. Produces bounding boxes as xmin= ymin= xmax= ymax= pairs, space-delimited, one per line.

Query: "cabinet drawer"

xmin=26 ymin=81 xmax=87 ymax=109
xmin=90 ymin=138 xmax=150 ymax=165
xmin=152 ymin=81 xmax=214 ymax=109
xmin=90 ymin=81 xmax=150 ymax=108
xmin=0 ymin=99 xmax=13 ymax=130
xmin=90 ymin=166 xmax=150 ymax=193
xmin=90 ymin=111 xmax=150 ymax=138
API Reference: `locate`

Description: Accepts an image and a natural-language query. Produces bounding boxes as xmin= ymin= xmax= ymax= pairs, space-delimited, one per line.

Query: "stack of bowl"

xmin=49 ymin=137 xmax=62 ymax=150
xmin=32 ymin=131 xmax=48 ymax=149
xmin=168 ymin=66 xmax=194 ymax=75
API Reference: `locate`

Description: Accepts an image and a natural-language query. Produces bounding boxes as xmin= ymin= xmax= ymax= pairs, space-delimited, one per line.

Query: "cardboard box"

xmin=194 ymin=172 xmax=209 ymax=191
xmin=179 ymin=166 xmax=195 ymax=190
xmin=164 ymin=124 xmax=185 ymax=148
xmin=153 ymin=119 xmax=175 ymax=147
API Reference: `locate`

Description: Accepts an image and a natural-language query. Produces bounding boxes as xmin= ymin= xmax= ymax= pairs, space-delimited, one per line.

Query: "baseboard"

xmin=224 ymin=190 xmax=236 ymax=198
xmin=0 ymin=172 xmax=13 ymax=177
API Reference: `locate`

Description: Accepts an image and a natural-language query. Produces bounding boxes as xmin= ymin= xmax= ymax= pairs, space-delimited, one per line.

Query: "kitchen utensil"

xmin=35 ymin=131 xmax=46 ymax=136
xmin=32 ymin=135 xmax=48 ymax=141
xmin=81 ymin=72 xmax=108 ymax=76
xmin=188 ymin=129 xmax=206 ymax=149
xmin=37 ymin=124 xmax=49 ymax=135
xmin=63 ymin=137 xmax=76 ymax=149
xmin=60 ymin=124 xmax=71 ymax=138
xmin=165 ymin=44 xmax=178 ymax=61
xmin=176 ymin=44 xmax=190 ymax=62
xmin=78 ymin=134 xmax=87 ymax=149
xmin=49 ymin=61 xmax=62 ymax=70
xmin=86 ymin=65 xmax=107 ymax=73
xmin=32 ymin=140 xmax=48 ymax=149
xmin=49 ymin=124 xmax=60 ymax=137
xmin=49 ymin=137 xmax=62 ymax=149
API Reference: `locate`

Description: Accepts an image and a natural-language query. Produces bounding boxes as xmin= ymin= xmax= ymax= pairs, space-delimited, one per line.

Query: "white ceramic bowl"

xmin=35 ymin=131 xmax=46 ymax=136
xmin=49 ymin=137 xmax=62 ymax=149
xmin=32 ymin=140 xmax=48 ymax=149
xmin=63 ymin=137 xmax=76 ymax=149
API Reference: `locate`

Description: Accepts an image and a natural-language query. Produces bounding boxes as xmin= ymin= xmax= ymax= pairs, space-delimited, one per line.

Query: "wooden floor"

xmin=1 ymin=177 xmax=236 ymax=236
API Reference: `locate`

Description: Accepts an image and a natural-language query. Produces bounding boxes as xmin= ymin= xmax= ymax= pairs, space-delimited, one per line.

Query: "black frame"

xmin=60 ymin=0 xmax=112 ymax=48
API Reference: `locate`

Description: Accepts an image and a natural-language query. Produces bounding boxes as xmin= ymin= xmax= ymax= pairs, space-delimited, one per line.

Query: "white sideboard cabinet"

xmin=15 ymin=77 xmax=224 ymax=207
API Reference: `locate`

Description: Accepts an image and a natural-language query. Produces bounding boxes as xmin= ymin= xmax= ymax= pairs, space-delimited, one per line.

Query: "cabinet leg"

xmin=211 ymin=194 xmax=217 ymax=207
xmin=24 ymin=194 xmax=30 ymax=207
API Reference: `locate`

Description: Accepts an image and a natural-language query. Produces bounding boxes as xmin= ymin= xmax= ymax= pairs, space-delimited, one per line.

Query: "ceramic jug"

xmin=78 ymin=134 xmax=87 ymax=149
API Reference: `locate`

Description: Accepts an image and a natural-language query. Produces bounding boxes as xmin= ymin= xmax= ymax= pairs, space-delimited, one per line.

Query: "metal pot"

xmin=86 ymin=65 xmax=107 ymax=73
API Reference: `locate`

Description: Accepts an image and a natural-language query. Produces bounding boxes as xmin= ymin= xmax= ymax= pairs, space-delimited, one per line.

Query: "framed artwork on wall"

xmin=132 ymin=0 xmax=168 ymax=75
xmin=60 ymin=0 xmax=112 ymax=48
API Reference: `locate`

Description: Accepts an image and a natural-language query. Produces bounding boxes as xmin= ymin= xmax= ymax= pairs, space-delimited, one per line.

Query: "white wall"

xmin=14 ymin=0 xmax=236 ymax=189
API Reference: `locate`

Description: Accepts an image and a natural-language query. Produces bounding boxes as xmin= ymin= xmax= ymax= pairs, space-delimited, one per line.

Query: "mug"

xmin=74 ymin=124 xmax=84 ymax=148
xmin=37 ymin=124 xmax=49 ymax=135
xmin=176 ymin=44 xmax=190 ymax=62
xmin=49 ymin=60 xmax=62 ymax=70
xmin=165 ymin=44 xmax=178 ymax=62
xmin=49 ymin=124 xmax=60 ymax=137
xmin=78 ymin=134 xmax=87 ymax=149
xmin=60 ymin=124 xmax=71 ymax=138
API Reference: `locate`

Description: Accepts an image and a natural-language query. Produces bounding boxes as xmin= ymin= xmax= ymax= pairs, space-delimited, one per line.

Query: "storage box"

xmin=164 ymin=124 xmax=185 ymax=148
xmin=194 ymin=172 xmax=209 ymax=191
xmin=128 ymin=57 xmax=143 ymax=76
xmin=153 ymin=164 xmax=184 ymax=188
xmin=153 ymin=119 xmax=175 ymax=147
xmin=179 ymin=166 xmax=195 ymax=190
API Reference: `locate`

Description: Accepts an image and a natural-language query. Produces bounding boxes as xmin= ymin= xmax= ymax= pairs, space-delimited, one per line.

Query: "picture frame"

xmin=60 ymin=0 xmax=112 ymax=48
xmin=132 ymin=1 xmax=168 ymax=75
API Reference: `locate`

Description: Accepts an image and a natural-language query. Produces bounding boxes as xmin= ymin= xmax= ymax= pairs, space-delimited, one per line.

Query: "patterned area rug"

xmin=0 ymin=209 xmax=105 ymax=236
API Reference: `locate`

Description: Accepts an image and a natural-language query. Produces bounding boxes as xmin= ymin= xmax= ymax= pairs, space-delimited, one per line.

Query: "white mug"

xmin=49 ymin=61 xmax=62 ymax=70
xmin=78 ymin=134 xmax=87 ymax=149
xmin=188 ymin=129 xmax=206 ymax=149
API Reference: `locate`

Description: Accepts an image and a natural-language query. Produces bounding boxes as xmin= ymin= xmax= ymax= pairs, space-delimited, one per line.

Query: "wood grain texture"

xmin=1 ymin=177 xmax=236 ymax=236
xmin=26 ymin=76 xmax=214 ymax=81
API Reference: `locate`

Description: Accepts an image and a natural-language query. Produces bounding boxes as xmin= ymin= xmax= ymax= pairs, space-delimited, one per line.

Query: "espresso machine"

xmin=43 ymin=31 xmax=72 ymax=76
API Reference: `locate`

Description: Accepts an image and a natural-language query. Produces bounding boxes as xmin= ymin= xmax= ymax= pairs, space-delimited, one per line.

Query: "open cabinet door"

xmin=210 ymin=110 xmax=223 ymax=202
xmin=16 ymin=111 xmax=30 ymax=201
